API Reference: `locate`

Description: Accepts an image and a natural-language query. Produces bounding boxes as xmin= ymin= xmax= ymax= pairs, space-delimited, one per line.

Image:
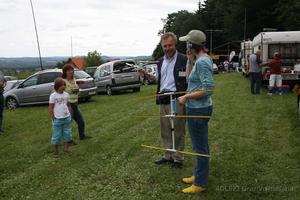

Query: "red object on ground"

xmin=272 ymin=85 xmax=290 ymax=94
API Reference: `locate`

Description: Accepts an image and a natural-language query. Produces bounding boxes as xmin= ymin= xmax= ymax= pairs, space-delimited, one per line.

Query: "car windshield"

xmin=74 ymin=70 xmax=91 ymax=79
xmin=113 ymin=61 xmax=136 ymax=73
xmin=85 ymin=67 xmax=97 ymax=76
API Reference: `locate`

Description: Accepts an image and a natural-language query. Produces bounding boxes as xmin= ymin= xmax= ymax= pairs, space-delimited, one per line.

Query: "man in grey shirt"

xmin=248 ymin=50 xmax=262 ymax=94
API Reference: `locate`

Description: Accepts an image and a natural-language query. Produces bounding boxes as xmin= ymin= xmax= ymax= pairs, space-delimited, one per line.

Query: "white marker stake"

xmin=170 ymin=93 xmax=176 ymax=151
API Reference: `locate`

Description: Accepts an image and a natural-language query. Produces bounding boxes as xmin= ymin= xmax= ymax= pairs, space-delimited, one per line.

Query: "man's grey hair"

xmin=160 ymin=32 xmax=177 ymax=44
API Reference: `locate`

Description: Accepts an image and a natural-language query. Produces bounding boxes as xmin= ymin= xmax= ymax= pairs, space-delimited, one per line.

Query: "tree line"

xmin=55 ymin=50 xmax=104 ymax=69
xmin=152 ymin=0 xmax=300 ymax=60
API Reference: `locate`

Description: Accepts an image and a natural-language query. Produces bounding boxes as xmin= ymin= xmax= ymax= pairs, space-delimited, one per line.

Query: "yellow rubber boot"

xmin=182 ymin=185 xmax=207 ymax=193
xmin=182 ymin=176 xmax=195 ymax=184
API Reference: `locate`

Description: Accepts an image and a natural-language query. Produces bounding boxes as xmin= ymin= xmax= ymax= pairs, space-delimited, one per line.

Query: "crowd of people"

xmin=0 ymin=30 xmax=215 ymax=194
xmin=49 ymin=30 xmax=216 ymax=194
xmin=3 ymin=29 xmax=288 ymax=195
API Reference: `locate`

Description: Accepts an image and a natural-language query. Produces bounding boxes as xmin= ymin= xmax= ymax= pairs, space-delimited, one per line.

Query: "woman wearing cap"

xmin=178 ymin=30 xmax=214 ymax=193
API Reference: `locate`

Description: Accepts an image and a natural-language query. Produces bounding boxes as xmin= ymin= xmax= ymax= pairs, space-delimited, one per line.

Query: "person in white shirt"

xmin=153 ymin=32 xmax=187 ymax=168
xmin=49 ymin=78 xmax=72 ymax=158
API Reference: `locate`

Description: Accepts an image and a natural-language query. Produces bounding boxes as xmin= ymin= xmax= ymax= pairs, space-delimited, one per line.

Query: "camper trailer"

xmin=252 ymin=31 xmax=300 ymax=85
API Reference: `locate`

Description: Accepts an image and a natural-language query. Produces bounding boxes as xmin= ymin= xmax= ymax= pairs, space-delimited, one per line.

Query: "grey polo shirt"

xmin=249 ymin=54 xmax=261 ymax=73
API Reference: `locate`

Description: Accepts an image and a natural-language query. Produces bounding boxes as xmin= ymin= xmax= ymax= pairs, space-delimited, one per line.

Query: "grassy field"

xmin=0 ymin=73 xmax=299 ymax=200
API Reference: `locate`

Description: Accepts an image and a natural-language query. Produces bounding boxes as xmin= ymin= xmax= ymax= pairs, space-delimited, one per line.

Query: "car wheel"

xmin=6 ymin=97 xmax=18 ymax=109
xmin=106 ymin=86 xmax=113 ymax=96
xmin=133 ymin=87 xmax=140 ymax=92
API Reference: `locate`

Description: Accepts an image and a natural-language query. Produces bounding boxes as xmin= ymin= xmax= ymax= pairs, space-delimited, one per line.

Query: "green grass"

xmin=0 ymin=73 xmax=299 ymax=199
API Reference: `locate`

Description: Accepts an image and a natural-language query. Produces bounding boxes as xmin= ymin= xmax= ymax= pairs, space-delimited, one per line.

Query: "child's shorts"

xmin=51 ymin=116 xmax=72 ymax=145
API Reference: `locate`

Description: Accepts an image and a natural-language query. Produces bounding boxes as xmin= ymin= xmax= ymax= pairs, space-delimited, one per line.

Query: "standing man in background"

xmin=155 ymin=32 xmax=188 ymax=168
xmin=0 ymin=72 xmax=6 ymax=134
xmin=248 ymin=50 xmax=262 ymax=94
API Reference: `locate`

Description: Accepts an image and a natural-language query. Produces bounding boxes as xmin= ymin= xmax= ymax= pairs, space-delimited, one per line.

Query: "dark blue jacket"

xmin=156 ymin=52 xmax=188 ymax=94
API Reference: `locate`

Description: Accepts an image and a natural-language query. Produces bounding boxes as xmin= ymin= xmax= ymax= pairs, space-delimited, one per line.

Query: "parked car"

xmin=93 ymin=60 xmax=141 ymax=95
xmin=144 ymin=64 xmax=157 ymax=84
xmin=73 ymin=69 xmax=97 ymax=101
xmin=4 ymin=69 xmax=97 ymax=109
xmin=4 ymin=80 xmax=23 ymax=93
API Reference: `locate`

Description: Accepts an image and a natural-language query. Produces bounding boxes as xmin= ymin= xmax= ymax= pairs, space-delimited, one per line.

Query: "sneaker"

xmin=182 ymin=185 xmax=207 ymax=193
xmin=279 ymin=92 xmax=282 ymax=95
xmin=154 ymin=158 xmax=173 ymax=165
xmin=0 ymin=129 xmax=4 ymax=133
xmin=64 ymin=150 xmax=71 ymax=154
xmin=182 ymin=176 xmax=195 ymax=184
xmin=268 ymin=93 xmax=273 ymax=96
xmin=53 ymin=152 xmax=59 ymax=159
xmin=171 ymin=161 xmax=183 ymax=168
xmin=80 ymin=135 xmax=92 ymax=140
xmin=68 ymin=140 xmax=77 ymax=145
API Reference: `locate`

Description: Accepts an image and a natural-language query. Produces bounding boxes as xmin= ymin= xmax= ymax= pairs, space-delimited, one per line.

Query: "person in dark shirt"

xmin=0 ymin=73 xmax=6 ymax=133
xmin=260 ymin=52 xmax=282 ymax=95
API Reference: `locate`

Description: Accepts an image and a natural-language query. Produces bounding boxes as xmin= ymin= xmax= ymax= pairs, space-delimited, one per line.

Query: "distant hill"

xmin=105 ymin=56 xmax=152 ymax=61
xmin=0 ymin=55 xmax=152 ymax=69
xmin=0 ymin=57 xmax=68 ymax=69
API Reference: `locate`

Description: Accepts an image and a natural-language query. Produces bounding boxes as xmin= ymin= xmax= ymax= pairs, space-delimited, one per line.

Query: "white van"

xmin=93 ymin=60 xmax=141 ymax=95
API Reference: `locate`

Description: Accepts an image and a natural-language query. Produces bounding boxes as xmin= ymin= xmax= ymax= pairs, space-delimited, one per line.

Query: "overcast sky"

xmin=0 ymin=0 xmax=200 ymax=57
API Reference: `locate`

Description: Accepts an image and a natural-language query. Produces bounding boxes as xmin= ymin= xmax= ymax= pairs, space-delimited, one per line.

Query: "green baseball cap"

xmin=179 ymin=30 xmax=206 ymax=45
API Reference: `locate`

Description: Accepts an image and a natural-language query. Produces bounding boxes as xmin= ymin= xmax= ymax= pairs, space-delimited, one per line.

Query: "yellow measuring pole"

xmin=135 ymin=115 xmax=211 ymax=119
xmin=155 ymin=90 xmax=213 ymax=97
xmin=163 ymin=115 xmax=211 ymax=119
xmin=141 ymin=145 xmax=211 ymax=158
xmin=138 ymin=89 xmax=213 ymax=100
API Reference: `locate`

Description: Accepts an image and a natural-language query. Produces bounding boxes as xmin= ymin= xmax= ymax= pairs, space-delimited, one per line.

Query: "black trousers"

xmin=249 ymin=72 xmax=262 ymax=94
xmin=71 ymin=103 xmax=86 ymax=139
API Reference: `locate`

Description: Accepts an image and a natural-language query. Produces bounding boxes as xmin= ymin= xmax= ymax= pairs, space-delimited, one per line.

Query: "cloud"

xmin=0 ymin=0 xmax=200 ymax=57
xmin=0 ymin=0 xmax=20 ymax=12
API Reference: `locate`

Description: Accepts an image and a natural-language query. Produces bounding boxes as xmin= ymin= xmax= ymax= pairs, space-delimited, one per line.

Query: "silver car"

xmin=4 ymin=80 xmax=24 ymax=93
xmin=4 ymin=69 xmax=97 ymax=109
xmin=94 ymin=60 xmax=141 ymax=95
xmin=144 ymin=64 xmax=157 ymax=84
